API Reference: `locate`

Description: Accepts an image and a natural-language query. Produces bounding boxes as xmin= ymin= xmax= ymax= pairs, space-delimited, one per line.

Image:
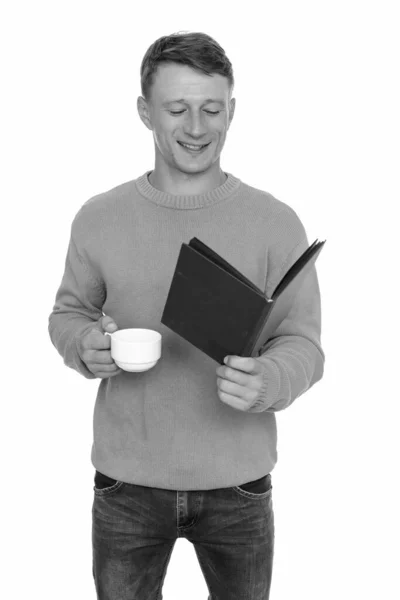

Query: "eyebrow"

xmin=162 ymin=98 xmax=225 ymax=106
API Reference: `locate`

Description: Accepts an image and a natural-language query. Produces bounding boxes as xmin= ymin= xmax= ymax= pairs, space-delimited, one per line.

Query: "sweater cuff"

xmin=246 ymin=356 xmax=281 ymax=412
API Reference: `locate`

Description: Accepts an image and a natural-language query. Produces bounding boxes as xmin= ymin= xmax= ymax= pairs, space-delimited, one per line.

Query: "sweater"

xmin=48 ymin=170 xmax=325 ymax=491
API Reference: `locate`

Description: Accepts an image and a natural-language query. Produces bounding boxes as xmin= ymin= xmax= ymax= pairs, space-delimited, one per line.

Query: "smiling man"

xmin=138 ymin=61 xmax=235 ymax=195
xmin=48 ymin=31 xmax=325 ymax=600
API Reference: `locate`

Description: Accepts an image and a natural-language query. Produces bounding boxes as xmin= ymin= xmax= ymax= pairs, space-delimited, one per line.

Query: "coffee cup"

xmin=108 ymin=328 xmax=162 ymax=372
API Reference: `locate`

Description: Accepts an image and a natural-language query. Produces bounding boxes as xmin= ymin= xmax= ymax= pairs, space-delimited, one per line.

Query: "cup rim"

xmin=110 ymin=328 xmax=161 ymax=344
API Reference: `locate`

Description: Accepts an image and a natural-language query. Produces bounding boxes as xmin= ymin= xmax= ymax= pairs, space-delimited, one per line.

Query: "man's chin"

xmin=173 ymin=159 xmax=213 ymax=175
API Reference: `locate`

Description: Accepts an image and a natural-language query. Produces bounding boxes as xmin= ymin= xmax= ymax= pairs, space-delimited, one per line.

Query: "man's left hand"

xmin=216 ymin=355 xmax=265 ymax=411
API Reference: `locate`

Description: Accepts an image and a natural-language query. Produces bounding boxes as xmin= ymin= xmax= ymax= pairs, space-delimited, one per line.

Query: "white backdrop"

xmin=2 ymin=1 xmax=399 ymax=599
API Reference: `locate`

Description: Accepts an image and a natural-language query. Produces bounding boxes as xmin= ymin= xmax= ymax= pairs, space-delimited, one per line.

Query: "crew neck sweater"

xmin=48 ymin=170 xmax=325 ymax=491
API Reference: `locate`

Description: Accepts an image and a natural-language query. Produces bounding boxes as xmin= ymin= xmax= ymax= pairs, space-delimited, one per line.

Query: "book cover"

xmin=161 ymin=237 xmax=325 ymax=364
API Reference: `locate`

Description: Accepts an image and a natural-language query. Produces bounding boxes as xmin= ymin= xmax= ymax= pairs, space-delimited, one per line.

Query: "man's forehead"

xmin=153 ymin=64 xmax=229 ymax=103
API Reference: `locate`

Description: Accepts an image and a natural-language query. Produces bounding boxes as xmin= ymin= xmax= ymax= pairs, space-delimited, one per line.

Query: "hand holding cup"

xmin=78 ymin=315 xmax=122 ymax=379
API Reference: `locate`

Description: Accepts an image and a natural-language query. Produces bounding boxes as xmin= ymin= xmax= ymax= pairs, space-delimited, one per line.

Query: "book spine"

xmin=242 ymin=299 xmax=274 ymax=357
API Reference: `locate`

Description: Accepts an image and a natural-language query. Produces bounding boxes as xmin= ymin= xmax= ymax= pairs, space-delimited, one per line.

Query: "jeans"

xmin=92 ymin=470 xmax=274 ymax=600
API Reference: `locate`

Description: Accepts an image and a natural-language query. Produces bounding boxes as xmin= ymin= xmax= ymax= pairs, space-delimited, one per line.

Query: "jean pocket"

xmin=93 ymin=470 xmax=124 ymax=496
xmin=233 ymin=474 xmax=272 ymax=499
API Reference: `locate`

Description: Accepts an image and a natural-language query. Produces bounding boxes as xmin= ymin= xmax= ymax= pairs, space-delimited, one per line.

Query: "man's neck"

xmin=148 ymin=167 xmax=227 ymax=196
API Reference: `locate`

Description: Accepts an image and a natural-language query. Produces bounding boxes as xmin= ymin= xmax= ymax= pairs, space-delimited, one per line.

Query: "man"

xmin=48 ymin=31 xmax=325 ymax=600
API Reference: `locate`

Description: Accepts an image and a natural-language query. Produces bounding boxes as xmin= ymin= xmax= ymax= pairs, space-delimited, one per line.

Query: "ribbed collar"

xmin=135 ymin=170 xmax=242 ymax=209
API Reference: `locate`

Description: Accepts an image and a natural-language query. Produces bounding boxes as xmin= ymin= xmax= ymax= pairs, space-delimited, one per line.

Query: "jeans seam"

xmin=93 ymin=481 xmax=125 ymax=496
xmin=232 ymin=486 xmax=273 ymax=500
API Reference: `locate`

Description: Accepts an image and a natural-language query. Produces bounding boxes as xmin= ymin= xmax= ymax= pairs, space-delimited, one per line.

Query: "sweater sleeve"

xmin=246 ymin=227 xmax=325 ymax=413
xmin=48 ymin=229 xmax=106 ymax=379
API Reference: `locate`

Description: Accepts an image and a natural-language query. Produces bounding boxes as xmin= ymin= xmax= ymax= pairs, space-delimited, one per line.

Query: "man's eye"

xmin=169 ymin=110 xmax=220 ymax=116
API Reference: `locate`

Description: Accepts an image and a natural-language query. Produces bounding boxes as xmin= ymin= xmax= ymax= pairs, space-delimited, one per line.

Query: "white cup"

xmin=109 ymin=328 xmax=162 ymax=372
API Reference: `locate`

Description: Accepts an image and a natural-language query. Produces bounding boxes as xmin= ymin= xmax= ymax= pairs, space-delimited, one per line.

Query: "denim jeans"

xmin=92 ymin=469 xmax=274 ymax=600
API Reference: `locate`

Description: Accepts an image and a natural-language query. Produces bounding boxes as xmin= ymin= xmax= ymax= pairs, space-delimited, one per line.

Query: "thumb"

xmin=100 ymin=315 xmax=119 ymax=333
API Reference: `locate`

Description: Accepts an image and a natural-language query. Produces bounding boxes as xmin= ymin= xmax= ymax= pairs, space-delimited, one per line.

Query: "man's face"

xmin=138 ymin=62 xmax=235 ymax=175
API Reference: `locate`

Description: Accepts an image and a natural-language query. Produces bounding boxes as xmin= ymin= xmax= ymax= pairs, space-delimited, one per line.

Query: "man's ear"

xmin=228 ymin=97 xmax=236 ymax=129
xmin=137 ymin=96 xmax=153 ymax=131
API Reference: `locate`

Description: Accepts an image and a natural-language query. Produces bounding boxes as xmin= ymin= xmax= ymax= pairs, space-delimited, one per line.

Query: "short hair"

xmin=140 ymin=31 xmax=235 ymax=103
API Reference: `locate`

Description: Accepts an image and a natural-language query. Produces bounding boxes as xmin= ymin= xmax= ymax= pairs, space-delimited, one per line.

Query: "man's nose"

xmin=183 ymin=112 xmax=208 ymax=137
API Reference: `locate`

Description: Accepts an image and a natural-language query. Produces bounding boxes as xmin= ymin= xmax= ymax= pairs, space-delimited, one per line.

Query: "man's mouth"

xmin=177 ymin=141 xmax=211 ymax=152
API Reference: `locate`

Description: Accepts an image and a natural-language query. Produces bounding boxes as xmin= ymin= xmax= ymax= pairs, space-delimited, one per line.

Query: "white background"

xmin=1 ymin=1 xmax=399 ymax=598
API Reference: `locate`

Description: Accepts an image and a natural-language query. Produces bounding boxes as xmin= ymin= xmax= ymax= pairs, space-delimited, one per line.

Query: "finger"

xmin=219 ymin=366 xmax=248 ymax=386
xmin=218 ymin=391 xmax=249 ymax=411
xmin=217 ymin=377 xmax=257 ymax=403
xmin=97 ymin=368 xmax=122 ymax=379
xmin=102 ymin=315 xmax=118 ymax=332
xmin=84 ymin=329 xmax=111 ymax=350
xmin=92 ymin=361 xmax=120 ymax=372
xmin=107 ymin=369 xmax=122 ymax=378
xmin=224 ymin=355 xmax=259 ymax=373
xmin=88 ymin=350 xmax=115 ymax=365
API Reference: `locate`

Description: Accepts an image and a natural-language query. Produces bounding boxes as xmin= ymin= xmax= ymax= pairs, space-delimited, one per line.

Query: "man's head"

xmin=137 ymin=31 xmax=235 ymax=179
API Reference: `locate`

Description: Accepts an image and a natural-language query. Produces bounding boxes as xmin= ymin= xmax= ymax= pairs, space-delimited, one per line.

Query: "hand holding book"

xmin=216 ymin=354 xmax=268 ymax=412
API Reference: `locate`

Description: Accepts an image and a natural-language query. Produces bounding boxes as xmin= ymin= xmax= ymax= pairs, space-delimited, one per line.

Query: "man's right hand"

xmin=78 ymin=315 xmax=122 ymax=378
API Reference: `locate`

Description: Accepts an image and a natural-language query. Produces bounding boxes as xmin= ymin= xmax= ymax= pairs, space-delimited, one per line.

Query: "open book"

xmin=161 ymin=237 xmax=325 ymax=364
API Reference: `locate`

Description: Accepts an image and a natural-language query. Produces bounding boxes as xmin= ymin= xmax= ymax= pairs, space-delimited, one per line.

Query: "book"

xmin=161 ymin=236 xmax=326 ymax=364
